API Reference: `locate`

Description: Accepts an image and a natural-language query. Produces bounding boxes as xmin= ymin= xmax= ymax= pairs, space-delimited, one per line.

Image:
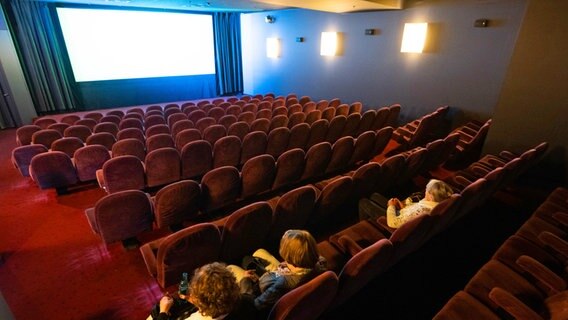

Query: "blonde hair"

xmin=189 ymin=262 xmax=240 ymax=318
xmin=426 ymin=179 xmax=454 ymax=202
xmin=278 ymin=230 xmax=319 ymax=269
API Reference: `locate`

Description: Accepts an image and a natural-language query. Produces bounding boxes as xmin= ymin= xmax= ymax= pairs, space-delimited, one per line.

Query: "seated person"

xmin=152 ymin=262 xmax=257 ymax=320
xmin=359 ymin=179 xmax=453 ymax=228
xmin=227 ymin=229 xmax=326 ymax=315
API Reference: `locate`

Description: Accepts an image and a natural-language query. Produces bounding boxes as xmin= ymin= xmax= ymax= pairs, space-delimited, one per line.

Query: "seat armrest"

xmin=551 ymin=212 xmax=568 ymax=228
xmin=516 ymin=255 xmax=566 ymax=295
xmin=337 ymin=235 xmax=363 ymax=256
xmin=538 ymin=231 xmax=568 ymax=260
xmin=488 ymin=287 xmax=543 ymax=320
xmin=376 ymin=216 xmax=395 ymax=237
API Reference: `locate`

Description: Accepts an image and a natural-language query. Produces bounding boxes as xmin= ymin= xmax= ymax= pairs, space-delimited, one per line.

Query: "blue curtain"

xmin=4 ymin=0 xmax=79 ymax=114
xmin=213 ymin=12 xmax=243 ymax=96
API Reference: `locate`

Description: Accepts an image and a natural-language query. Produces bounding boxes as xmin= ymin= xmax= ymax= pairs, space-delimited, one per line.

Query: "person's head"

xmin=188 ymin=262 xmax=240 ymax=318
xmin=425 ymin=179 xmax=454 ymax=202
xmin=278 ymin=229 xmax=319 ymax=269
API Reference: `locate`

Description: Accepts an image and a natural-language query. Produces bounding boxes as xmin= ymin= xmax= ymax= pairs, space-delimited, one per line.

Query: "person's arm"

xmin=253 ymin=275 xmax=287 ymax=311
xmin=386 ymin=198 xmax=406 ymax=228
xmin=387 ymin=202 xmax=431 ymax=228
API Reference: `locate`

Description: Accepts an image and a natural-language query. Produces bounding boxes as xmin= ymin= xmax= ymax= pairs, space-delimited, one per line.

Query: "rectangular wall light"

xmin=266 ymin=37 xmax=280 ymax=58
xmin=401 ymin=23 xmax=428 ymax=53
xmin=320 ymin=32 xmax=338 ymax=56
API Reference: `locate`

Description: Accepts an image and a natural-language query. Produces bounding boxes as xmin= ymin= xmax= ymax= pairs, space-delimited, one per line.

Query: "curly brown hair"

xmin=188 ymin=262 xmax=240 ymax=318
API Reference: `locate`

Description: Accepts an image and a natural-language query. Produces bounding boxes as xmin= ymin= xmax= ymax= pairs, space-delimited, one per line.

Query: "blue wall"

xmin=241 ymin=0 xmax=528 ymax=127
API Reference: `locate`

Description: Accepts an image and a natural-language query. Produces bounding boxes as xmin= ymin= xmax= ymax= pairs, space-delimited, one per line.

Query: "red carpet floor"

xmin=0 ymin=128 xmax=165 ymax=319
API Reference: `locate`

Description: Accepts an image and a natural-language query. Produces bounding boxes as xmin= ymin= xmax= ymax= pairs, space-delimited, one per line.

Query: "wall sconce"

xmin=265 ymin=15 xmax=276 ymax=24
xmin=401 ymin=23 xmax=428 ymax=53
xmin=320 ymin=32 xmax=338 ymax=56
xmin=266 ymin=37 xmax=280 ymax=58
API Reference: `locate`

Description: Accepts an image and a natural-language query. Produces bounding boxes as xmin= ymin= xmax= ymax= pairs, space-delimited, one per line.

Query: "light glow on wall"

xmin=320 ymin=32 xmax=338 ymax=56
xmin=401 ymin=23 xmax=428 ymax=53
xmin=266 ymin=37 xmax=280 ymax=58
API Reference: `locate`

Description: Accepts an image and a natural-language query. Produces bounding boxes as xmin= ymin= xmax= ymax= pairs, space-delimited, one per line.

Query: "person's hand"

xmin=388 ymin=198 xmax=403 ymax=208
xmin=159 ymin=295 xmax=174 ymax=314
xmin=243 ymin=269 xmax=259 ymax=282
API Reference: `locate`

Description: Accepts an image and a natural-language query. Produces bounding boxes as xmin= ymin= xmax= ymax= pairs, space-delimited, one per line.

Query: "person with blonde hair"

xmin=359 ymin=179 xmax=454 ymax=228
xmin=228 ymin=229 xmax=325 ymax=314
xmin=385 ymin=179 xmax=454 ymax=228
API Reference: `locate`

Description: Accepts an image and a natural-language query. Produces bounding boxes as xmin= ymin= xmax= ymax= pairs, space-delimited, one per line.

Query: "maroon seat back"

xmin=145 ymin=133 xmax=174 ymax=153
xmin=217 ymin=201 xmax=273 ymax=264
xmin=180 ymin=140 xmax=212 ymax=180
xmin=266 ymin=126 xmax=291 ymax=159
xmin=287 ymin=122 xmax=310 ymax=150
xmin=86 ymin=132 xmax=116 ymax=150
xmin=306 ymin=118 xmax=329 ymax=150
xmin=100 ymin=155 xmax=145 ymax=193
xmin=267 ymin=271 xmax=339 ymax=320
xmin=51 ymin=137 xmax=84 ymax=158
xmin=272 ymin=148 xmax=306 ymax=191
xmin=11 ymin=144 xmax=48 ymax=177
xmin=30 ymin=151 xmax=78 ymax=191
xmin=326 ymin=136 xmax=355 ymax=174
xmin=200 ymin=166 xmax=241 ymax=213
xmin=94 ymin=122 xmax=119 ymax=137
xmin=301 ymin=142 xmax=332 ymax=181
xmin=240 ymin=131 xmax=268 ymax=165
xmin=74 ymin=145 xmax=111 ymax=182
xmin=111 ymin=138 xmax=146 ymax=161
xmin=332 ymin=238 xmax=393 ymax=308
xmin=31 ymin=129 xmax=62 ymax=148
xmin=145 ymin=147 xmax=181 ymax=188
xmin=152 ymin=180 xmax=201 ymax=229
xmin=355 ymin=109 xmax=376 ymax=136
xmin=85 ymin=189 xmax=153 ymax=244
xmin=325 ymin=115 xmax=346 ymax=144
xmin=240 ymin=154 xmax=276 ymax=199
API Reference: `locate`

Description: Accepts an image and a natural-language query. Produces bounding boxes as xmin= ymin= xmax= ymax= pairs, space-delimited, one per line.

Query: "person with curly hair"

xmin=154 ymin=262 xmax=257 ymax=320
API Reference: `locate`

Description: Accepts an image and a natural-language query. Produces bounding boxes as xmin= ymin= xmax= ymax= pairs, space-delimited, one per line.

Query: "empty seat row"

xmin=386 ymin=105 xmax=450 ymax=155
xmin=442 ymin=118 xmax=492 ymax=170
xmin=433 ymin=186 xmax=567 ymax=320
xmin=15 ymin=110 xmax=397 ymax=189
xmin=16 ymin=103 xmax=388 ymax=162
xmin=14 ymin=107 xmax=400 ymax=195
xmin=25 ymin=93 xmax=320 ymax=141
xmin=96 ymin=127 xmax=393 ymax=201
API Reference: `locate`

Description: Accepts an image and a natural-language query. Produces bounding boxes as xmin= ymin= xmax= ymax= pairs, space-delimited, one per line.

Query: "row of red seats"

xmin=15 ymin=105 xmax=400 ymax=195
xmin=433 ymin=186 xmax=567 ymax=319
xmin=85 ymin=128 xmax=395 ymax=241
xmin=17 ymin=94 xmax=339 ymax=147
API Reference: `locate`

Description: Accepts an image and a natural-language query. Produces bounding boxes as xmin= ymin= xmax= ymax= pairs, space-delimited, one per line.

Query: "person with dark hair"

xmin=152 ymin=262 xmax=257 ymax=320
xmin=228 ymin=229 xmax=326 ymax=314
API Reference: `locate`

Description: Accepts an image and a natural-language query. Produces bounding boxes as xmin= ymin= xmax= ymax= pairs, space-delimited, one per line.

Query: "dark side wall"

xmin=485 ymin=0 xmax=568 ymax=185
xmin=241 ymin=0 xmax=528 ymax=128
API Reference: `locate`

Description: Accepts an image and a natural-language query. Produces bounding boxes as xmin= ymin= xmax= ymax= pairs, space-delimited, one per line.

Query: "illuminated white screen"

xmin=56 ymin=7 xmax=216 ymax=82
